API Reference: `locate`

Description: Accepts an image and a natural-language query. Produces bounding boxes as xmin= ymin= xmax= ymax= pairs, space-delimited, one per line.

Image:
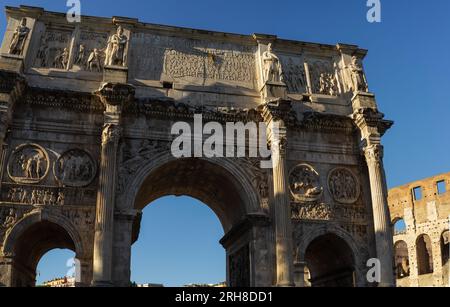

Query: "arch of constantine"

xmin=0 ymin=5 xmax=395 ymax=287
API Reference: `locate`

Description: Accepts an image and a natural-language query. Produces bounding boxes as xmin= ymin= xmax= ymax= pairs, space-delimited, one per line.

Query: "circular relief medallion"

xmin=7 ymin=144 xmax=50 ymax=184
xmin=328 ymin=168 xmax=360 ymax=204
xmin=289 ymin=164 xmax=323 ymax=203
xmin=54 ymin=149 xmax=97 ymax=187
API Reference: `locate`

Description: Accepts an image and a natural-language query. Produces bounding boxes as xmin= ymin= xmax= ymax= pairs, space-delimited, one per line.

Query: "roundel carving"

xmin=54 ymin=149 xmax=97 ymax=187
xmin=289 ymin=164 xmax=323 ymax=202
xmin=7 ymin=144 xmax=50 ymax=184
xmin=328 ymin=168 xmax=360 ymax=204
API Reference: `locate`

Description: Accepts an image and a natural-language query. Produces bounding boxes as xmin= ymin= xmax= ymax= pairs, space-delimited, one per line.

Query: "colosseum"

xmin=389 ymin=173 xmax=450 ymax=287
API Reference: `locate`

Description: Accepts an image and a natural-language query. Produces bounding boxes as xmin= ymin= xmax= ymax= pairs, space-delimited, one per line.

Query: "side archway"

xmin=2 ymin=210 xmax=87 ymax=287
xmin=296 ymin=226 xmax=363 ymax=287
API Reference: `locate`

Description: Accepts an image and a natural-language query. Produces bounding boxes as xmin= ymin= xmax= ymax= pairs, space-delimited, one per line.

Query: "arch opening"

xmin=393 ymin=218 xmax=407 ymax=235
xmin=8 ymin=220 xmax=79 ymax=287
xmin=394 ymin=240 xmax=410 ymax=279
xmin=129 ymin=158 xmax=258 ymax=287
xmin=36 ymin=249 xmax=77 ymax=287
xmin=304 ymin=233 xmax=356 ymax=287
xmin=133 ymin=158 xmax=253 ymax=232
xmin=416 ymin=234 xmax=434 ymax=275
xmin=131 ymin=195 xmax=225 ymax=287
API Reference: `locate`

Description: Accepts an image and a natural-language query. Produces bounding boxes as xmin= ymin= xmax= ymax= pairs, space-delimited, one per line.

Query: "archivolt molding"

xmin=117 ymin=152 xmax=261 ymax=216
xmin=2 ymin=209 xmax=86 ymax=258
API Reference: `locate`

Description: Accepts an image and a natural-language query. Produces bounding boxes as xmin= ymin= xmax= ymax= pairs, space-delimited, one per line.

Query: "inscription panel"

xmin=129 ymin=33 xmax=256 ymax=87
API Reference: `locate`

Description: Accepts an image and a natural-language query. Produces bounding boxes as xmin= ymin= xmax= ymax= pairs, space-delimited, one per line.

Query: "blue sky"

xmin=2 ymin=0 xmax=449 ymax=285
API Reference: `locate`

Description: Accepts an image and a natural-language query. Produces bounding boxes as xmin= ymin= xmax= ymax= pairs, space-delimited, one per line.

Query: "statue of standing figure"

xmin=105 ymin=26 xmax=128 ymax=66
xmin=8 ymin=18 xmax=30 ymax=55
xmin=349 ymin=56 xmax=369 ymax=92
xmin=262 ymin=43 xmax=284 ymax=83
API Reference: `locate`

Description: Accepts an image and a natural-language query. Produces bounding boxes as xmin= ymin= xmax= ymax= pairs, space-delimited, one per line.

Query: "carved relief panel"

xmin=306 ymin=58 xmax=340 ymax=96
xmin=2 ymin=142 xmax=98 ymax=208
xmin=7 ymin=144 xmax=50 ymax=184
xmin=229 ymin=244 xmax=250 ymax=287
xmin=328 ymin=167 xmax=361 ymax=204
xmin=289 ymin=164 xmax=323 ymax=203
xmin=54 ymin=149 xmax=97 ymax=187
xmin=73 ymin=31 xmax=109 ymax=72
xmin=34 ymin=28 xmax=72 ymax=69
xmin=129 ymin=33 xmax=256 ymax=86
xmin=279 ymin=55 xmax=307 ymax=94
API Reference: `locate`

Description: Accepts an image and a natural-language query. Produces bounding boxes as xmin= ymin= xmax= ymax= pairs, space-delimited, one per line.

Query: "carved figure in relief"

xmin=57 ymin=192 xmax=65 ymax=206
xmin=20 ymin=154 xmax=43 ymax=179
xmin=35 ymin=36 xmax=49 ymax=67
xmin=348 ymin=56 xmax=368 ymax=92
xmin=75 ymin=44 xmax=86 ymax=67
xmin=53 ymin=48 xmax=70 ymax=69
xmin=289 ymin=164 xmax=323 ymax=202
xmin=318 ymin=72 xmax=339 ymax=96
xmin=283 ymin=58 xmax=306 ymax=93
xmin=55 ymin=149 xmax=97 ymax=188
xmin=9 ymin=18 xmax=30 ymax=55
xmin=328 ymin=168 xmax=360 ymax=204
xmin=87 ymin=48 xmax=103 ymax=72
xmin=262 ymin=43 xmax=284 ymax=83
xmin=105 ymin=26 xmax=128 ymax=66
xmin=2 ymin=208 xmax=17 ymax=229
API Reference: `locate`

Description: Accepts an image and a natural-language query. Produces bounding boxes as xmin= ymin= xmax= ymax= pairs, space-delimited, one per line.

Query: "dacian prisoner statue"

xmin=105 ymin=26 xmax=128 ymax=66
xmin=262 ymin=43 xmax=284 ymax=83
xmin=349 ymin=56 xmax=369 ymax=92
xmin=8 ymin=17 xmax=30 ymax=55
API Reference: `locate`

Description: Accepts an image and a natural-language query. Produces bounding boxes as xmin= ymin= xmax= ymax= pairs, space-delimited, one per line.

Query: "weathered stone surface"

xmin=0 ymin=5 xmax=395 ymax=287
xmin=389 ymin=173 xmax=450 ymax=287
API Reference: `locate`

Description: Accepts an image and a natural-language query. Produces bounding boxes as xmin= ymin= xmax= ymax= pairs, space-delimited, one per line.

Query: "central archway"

xmin=113 ymin=156 xmax=270 ymax=287
xmin=131 ymin=195 xmax=225 ymax=286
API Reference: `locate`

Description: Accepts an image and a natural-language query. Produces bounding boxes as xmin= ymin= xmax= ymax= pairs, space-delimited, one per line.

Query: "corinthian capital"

xmin=364 ymin=144 xmax=384 ymax=164
xmin=96 ymin=82 xmax=135 ymax=111
xmin=102 ymin=124 xmax=122 ymax=146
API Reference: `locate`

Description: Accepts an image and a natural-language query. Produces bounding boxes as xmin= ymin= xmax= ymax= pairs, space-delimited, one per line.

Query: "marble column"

xmin=92 ymin=83 xmax=134 ymax=286
xmin=93 ymin=123 xmax=122 ymax=286
xmin=364 ymin=144 xmax=396 ymax=287
xmin=270 ymin=123 xmax=294 ymax=286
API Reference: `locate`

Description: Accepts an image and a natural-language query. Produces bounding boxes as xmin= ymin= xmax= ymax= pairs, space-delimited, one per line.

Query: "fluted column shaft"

xmin=93 ymin=124 xmax=122 ymax=286
xmin=270 ymin=121 xmax=295 ymax=287
xmin=364 ymin=144 xmax=395 ymax=287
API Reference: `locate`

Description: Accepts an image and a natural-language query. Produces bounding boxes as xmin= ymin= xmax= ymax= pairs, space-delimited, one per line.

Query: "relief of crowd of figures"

xmin=1 ymin=144 xmax=98 ymax=207
xmin=289 ymin=164 xmax=365 ymax=224
xmin=34 ymin=26 xmax=126 ymax=72
xmin=26 ymin=23 xmax=370 ymax=95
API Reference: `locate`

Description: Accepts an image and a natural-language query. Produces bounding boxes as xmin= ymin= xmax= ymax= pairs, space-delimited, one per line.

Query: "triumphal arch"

xmin=0 ymin=5 xmax=396 ymax=287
